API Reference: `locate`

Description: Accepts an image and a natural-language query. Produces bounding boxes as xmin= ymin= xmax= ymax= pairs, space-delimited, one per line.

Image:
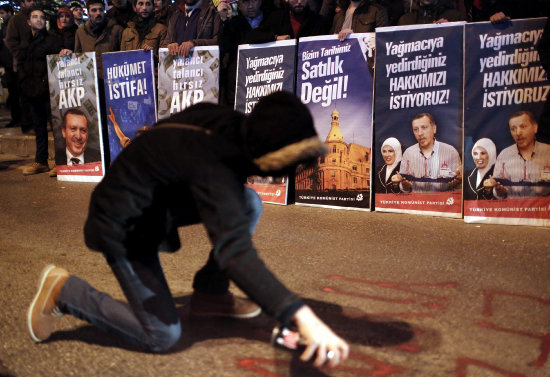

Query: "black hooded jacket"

xmin=84 ymin=93 xmax=326 ymax=324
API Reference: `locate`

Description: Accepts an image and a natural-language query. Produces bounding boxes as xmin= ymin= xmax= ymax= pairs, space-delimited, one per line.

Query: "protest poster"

xmin=47 ymin=52 xmax=105 ymax=182
xmin=464 ymin=18 xmax=550 ymax=226
xmin=295 ymin=34 xmax=374 ymax=210
xmin=157 ymin=46 xmax=219 ymax=120
xmin=235 ymin=40 xmax=296 ymax=204
xmin=102 ymin=50 xmax=157 ymax=163
xmin=373 ymin=23 xmax=464 ymax=218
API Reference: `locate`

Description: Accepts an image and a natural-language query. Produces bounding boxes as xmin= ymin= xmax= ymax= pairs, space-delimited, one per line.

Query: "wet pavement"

xmin=1 ymin=149 xmax=549 ymax=376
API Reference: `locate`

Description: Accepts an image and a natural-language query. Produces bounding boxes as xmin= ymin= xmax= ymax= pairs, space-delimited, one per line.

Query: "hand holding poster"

xmin=157 ymin=47 xmax=219 ymax=119
xmin=295 ymin=34 xmax=374 ymax=210
xmin=464 ymin=18 xmax=550 ymax=226
xmin=102 ymin=50 xmax=157 ymax=162
xmin=47 ymin=52 xmax=105 ymax=182
xmin=235 ymin=40 xmax=296 ymax=204
xmin=374 ymin=23 xmax=465 ymax=218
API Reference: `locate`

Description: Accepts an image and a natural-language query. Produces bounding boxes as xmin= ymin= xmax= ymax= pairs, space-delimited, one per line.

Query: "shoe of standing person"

xmin=190 ymin=292 xmax=261 ymax=319
xmin=27 ymin=265 xmax=69 ymax=342
xmin=49 ymin=165 xmax=57 ymax=177
xmin=22 ymin=162 xmax=49 ymax=175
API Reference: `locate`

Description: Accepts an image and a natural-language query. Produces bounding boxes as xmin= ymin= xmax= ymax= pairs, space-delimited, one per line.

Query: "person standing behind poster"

xmin=73 ymin=1 xmax=123 ymax=81
xmin=375 ymin=137 xmax=402 ymax=194
xmin=20 ymin=7 xmax=62 ymax=176
xmin=465 ymin=138 xmax=498 ymax=200
xmin=72 ymin=0 xmax=123 ymax=164
xmin=51 ymin=8 xmax=78 ymax=53
xmin=165 ymin=0 xmax=220 ymax=57
xmin=492 ymin=111 xmax=550 ymax=199
xmin=396 ymin=113 xmax=462 ymax=193
xmin=120 ymin=0 xmax=168 ymax=58
xmin=5 ymin=0 xmax=34 ymax=135
xmin=331 ymin=0 xmax=388 ymax=41
xmin=261 ymin=0 xmax=330 ymax=39
xmin=397 ymin=0 xmax=466 ymax=25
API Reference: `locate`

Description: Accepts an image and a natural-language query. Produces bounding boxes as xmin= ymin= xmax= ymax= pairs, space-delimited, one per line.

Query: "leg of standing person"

xmin=190 ymin=187 xmax=263 ymax=317
xmin=4 ymin=68 xmax=21 ymax=128
xmin=28 ymin=252 xmax=182 ymax=352
xmin=22 ymin=95 xmax=50 ymax=175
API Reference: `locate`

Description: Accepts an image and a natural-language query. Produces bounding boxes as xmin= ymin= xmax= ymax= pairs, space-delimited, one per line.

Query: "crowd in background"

xmin=0 ymin=0 xmax=547 ymax=176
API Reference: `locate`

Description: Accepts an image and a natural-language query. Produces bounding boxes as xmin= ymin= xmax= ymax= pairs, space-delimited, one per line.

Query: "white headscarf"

xmin=381 ymin=137 xmax=402 ymax=181
xmin=472 ymin=138 xmax=497 ymax=187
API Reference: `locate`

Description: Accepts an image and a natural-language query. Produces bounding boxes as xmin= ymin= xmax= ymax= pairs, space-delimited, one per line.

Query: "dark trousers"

xmin=28 ymin=94 xmax=51 ymax=164
xmin=58 ymin=187 xmax=263 ymax=351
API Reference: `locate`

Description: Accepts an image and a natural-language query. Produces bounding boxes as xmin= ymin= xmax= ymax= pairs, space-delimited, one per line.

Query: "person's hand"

xmin=142 ymin=43 xmax=153 ymax=52
xmin=391 ymin=172 xmax=402 ymax=188
xmin=483 ymin=174 xmax=497 ymax=192
xmin=59 ymin=49 xmax=72 ymax=56
xmin=449 ymin=168 xmax=462 ymax=188
xmin=167 ymin=42 xmax=180 ymax=55
xmin=217 ymin=0 xmax=231 ymax=21
xmin=494 ymin=181 xmax=507 ymax=198
xmin=401 ymin=177 xmax=412 ymax=192
xmin=179 ymin=41 xmax=195 ymax=56
xmin=276 ymin=35 xmax=291 ymax=40
xmin=293 ymin=305 xmax=349 ymax=368
xmin=490 ymin=12 xmax=510 ymax=24
xmin=434 ymin=18 xmax=449 ymax=24
xmin=337 ymin=28 xmax=352 ymax=42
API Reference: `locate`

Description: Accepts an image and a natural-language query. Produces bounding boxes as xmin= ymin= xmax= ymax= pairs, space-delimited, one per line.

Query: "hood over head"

xmin=242 ymin=91 xmax=328 ymax=175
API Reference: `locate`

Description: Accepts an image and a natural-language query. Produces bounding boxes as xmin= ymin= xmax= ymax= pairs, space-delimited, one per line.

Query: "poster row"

xmin=46 ymin=18 xmax=550 ymax=226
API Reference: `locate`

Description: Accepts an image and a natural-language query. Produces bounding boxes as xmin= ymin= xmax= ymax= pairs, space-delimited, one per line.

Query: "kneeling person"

xmin=27 ymin=92 xmax=349 ymax=368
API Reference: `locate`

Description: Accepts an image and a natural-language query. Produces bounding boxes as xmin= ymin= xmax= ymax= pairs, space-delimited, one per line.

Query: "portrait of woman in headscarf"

xmin=465 ymin=138 xmax=500 ymax=200
xmin=375 ymin=137 xmax=402 ymax=193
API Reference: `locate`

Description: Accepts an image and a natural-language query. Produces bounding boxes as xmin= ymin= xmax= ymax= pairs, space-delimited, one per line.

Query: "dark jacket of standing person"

xmin=398 ymin=0 xmax=466 ymax=25
xmin=165 ymin=1 xmax=221 ymax=47
xmin=74 ymin=18 xmax=123 ymax=79
xmin=331 ymin=0 xmax=388 ymax=34
xmin=107 ymin=1 xmax=135 ymax=28
xmin=121 ymin=17 xmax=168 ymax=56
xmin=263 ymin=2 xmax=330 ymax=38
xmin=50 ymin=8 xmax=79 ymax=51
xmin=5 ymin=7 xmax=32 ymax=70
xmin=17 ymin=28 xmax=62 ymax=98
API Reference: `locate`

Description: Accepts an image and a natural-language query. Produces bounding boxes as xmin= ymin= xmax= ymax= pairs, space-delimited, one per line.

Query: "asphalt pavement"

xmin=0 ymin=156 xmax=549 ymax=377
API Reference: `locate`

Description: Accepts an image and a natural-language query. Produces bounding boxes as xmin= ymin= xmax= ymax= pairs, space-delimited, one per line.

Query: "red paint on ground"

xmin=479 ymin=289 xmax=550 ymax=367
xmin=455 ymin=358 xmax=526 ymax=377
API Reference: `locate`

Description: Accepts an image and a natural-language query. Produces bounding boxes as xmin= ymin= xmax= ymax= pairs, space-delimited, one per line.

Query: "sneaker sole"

xmin=27 ymin=264 xmax=57 ymax=342
xmin=190 ymin=306 xmax=262 ymax=319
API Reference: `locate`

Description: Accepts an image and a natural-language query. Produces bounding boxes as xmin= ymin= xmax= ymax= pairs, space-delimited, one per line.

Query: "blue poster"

xmin=464 ymin=18 xmax=550 ymax=226
xmin=374 ymin=23 xmax=465 ymax=218
xmin=295 ymin=34 xmax=374 ymax=210
xmin=235 ymin=40 xmax=296 ymax=205
xmin=103 ymin=50 xmax=157 ymax=163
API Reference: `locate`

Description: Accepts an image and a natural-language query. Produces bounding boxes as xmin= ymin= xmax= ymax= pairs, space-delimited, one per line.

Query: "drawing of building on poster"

xmin=296 ymin=107 xmax=370 ymax=193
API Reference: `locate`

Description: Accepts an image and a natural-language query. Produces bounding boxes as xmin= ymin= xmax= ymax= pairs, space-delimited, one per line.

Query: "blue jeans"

xmin=58 ymin=187 xmax=263 ymax=351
